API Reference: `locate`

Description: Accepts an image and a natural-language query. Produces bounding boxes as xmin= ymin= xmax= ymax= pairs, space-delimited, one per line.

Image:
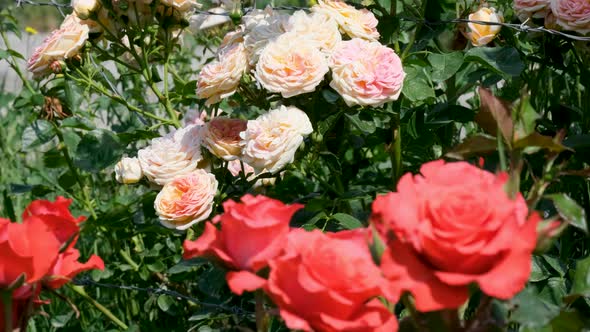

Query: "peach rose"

xmin=202 ymin=117 xmax=247 ymax=161
xmin=197 ymin=42 xmax=249 ymax=105
xmin=154 ymin=170 xmax=218 ymax=230
xmin=137 ymin=125 xmax=203 ymax=186
xmin=240 ymin=106 xmax=313 ymax=174
xmin=27 ymin=14 xmax=89 ymax=77
xmin=114 ymin=157 xmax=143 ymax=184
xmin=329 ymin=38 xmax=405 ymax=107
xmin=550 ymin=0 xmax=590 ymax=34
xmin=72 ymin=0 xmax=99 ymax=19
xmin=312 ymin=0 xmax=379 ymax=41
xmin=254 ymin=33 xmax=329 ymax=98
xmin=286 ymin=11 xmax=341 ymax=53
xmin=467 ymin=7 xmax=504 ymax=46
xmin=514 ymin=0 xmax=551 ymax=20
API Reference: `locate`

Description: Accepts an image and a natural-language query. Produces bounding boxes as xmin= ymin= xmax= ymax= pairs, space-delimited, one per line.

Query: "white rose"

xmin=196 ymin=42 xmax=249 ymax=105
xmin=243 ymin=13 xmax=290 ymax=65
xmin=287 ymin=11 xmax=341 ymax=53
xmin=154 ymin=169 xmax=218 ymax=230
xmin=27 ymin=14 xmax=89 ymax=77
xmin=137 ymin=124 xmax=203 ymax=186
xmin=72 ymin=0 xmax=99 ymax=19
xmin=240 ymin=106 xmax=313 ymax=174
xmin=254 ymin=33 xmax=329 ymax=98
xmin=115 ymin=157 xmax=143 ymax=184
xmin=242 ymin=6 xmax=277 ymax=30
xmin=311 ymin=0 xmax=379 ymax=41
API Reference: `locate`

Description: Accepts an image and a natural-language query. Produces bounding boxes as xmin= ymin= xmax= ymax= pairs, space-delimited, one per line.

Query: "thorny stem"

xmin=70 ymin=285 xmax=129 ymax=330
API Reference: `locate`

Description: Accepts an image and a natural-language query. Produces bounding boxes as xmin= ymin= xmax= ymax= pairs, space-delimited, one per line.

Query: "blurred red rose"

xmin=23 ymin=196 xmax=85 ymax=244
xmin=0 ymin=217 xmax=61 ymax=286
xmin=265 ymin=229 xmax=397 ymax=332
xmin=371 ymin=160 xmax=539 ymax=311
xmin=44 ymin=247 xmax=104 ymax=289
xmin=183 ymin=195 xmax=302 ymax=295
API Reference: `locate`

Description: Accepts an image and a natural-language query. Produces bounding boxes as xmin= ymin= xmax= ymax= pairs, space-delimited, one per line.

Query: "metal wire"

xmin=11 ymin=0 xmax=590 ymax=41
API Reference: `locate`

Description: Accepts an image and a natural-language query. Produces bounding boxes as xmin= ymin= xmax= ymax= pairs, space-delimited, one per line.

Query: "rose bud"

xmin=114 ymin=157 xmax=144 ymax=184
xmin=467 ymin=7 xmax=504 ymax=46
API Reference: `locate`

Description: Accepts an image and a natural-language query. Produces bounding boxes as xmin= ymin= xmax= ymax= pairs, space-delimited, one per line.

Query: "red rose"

xmin=265 ymin=229 xmax=397 ymax=332
xmin=0 ymin=217 xmax=61 ymax=286
xmin=44 ymin=247 xmax=104 ymax=289
xmin=23 ymin=196 xmax=85 ymax=244
xmin=371 ymin=160 xmax=539 ymax=311
xmin=183 ymin=195 xmax=302 ymax=295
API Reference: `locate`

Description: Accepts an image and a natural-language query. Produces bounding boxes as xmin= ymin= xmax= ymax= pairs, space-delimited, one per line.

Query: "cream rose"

xmin=286 ymin=11 xmax=341 ymax=53
xmin=550 ymin=0 xmax=590 ymax=34
xmin=202 ymin=117 xmax=247 ymax=161
xmin=311 ymin=0 xmax=379 ymax=41
xmin=196 ymin=42 xmax=248 ymax=105
xmin=115 ymin=157 xmax=143 ymax=184
xmin=514 ymin=0 xmax=550 ymax=21
xmin=240 ymin=106 xmax=313 ymax=174
xmin=254 ymin=33 xmax=329 ymax=98
xmin=329 ymin=38 xmax=405 ymax=107
xmin=467 ymin=7 xmax=504 ymax=46
xmin=137 ymin=125 xmax=203 ymax=186
xmin=243 ymin=12 xmax=291 ymax=65
xmin=27 ymin=14 xmax=89 ymax=77
xmin=154 ymin=169 xmax=218 ymax=230
xmin=72 ymin=0 xmax=99 ymax=19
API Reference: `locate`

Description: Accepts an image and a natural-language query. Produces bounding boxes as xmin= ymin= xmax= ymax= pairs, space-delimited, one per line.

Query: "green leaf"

xmin=322 ymin=89 xmax=341 ymax=104
xmin=475 ymin=88 xmax=513 ymax=144
xmin=2 ymin=190 xmax=16 ymax=222
xmin=402 ymin=66 xmax=435 ymax=102
xmin=331 ymin=213 xmax=363 ymax=229
xmin=157 ymin=294 xmax=174 ymax=312
xmin=550 ymin=310 xmax=585 ymax=332
xmin=345 ymin=113 xmax=376 ymax=134
xmin=513 ymin=132 xmax=571 ymax=153
xmin=465 ymin=47 xmax=524 ymax=77
xmin=317 ymin=112 xmax=342 ymax=136
xmin=428 ymin=52 xmax=464 ymax=82
xmin=62 ymin=117 xmax=95 ymax=131
xmin=509 ymin=288 xmax=560 ymax=328
xmin=569 ymin=255 xmax=590 ymax=298
xmin=64 ymin=80 xmax=82 ymax=113
xmin=514 ymin=96 xmax=540 ymax=139
xmin=21 ymin=120 xmax=56 ymax=150
xmin=545 ymin=194 xmax=587 ymax=234
xmin=74 ymin=130 xmax=124 ymax=173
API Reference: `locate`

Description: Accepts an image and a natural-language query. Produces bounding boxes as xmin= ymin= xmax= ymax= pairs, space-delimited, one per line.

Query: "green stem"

xmin=391 ymin=106 xmax=402 ymax=189
xmin=401 ymin=294 xmax=422 ymax=331
xmin=0 ymin=30 xmax=36 ymax=95
xmin=497 ymin=129 xmax=507 ymax=172
xmin=119 ymin=249 xmax=140 ymax=271
xmin=401 ymin=0 xmax=427 ymax=60
xmin=254 ymin=290 xmax=267 ymax=332
xmin=53 ymin=123 xmax=98 ymax=220
xmin=2 ymin=290 xmax=13 ymax=332
xmin=70 ymin=285 xmax=129 ymax=330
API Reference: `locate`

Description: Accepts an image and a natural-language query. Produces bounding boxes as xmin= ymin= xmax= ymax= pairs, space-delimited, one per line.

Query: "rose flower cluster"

xmin=27 ymin=0 xmax=200 ymax=77
xmin=0 ymin=197 xmax=104 ymax=330
xmin=514 ymin=0 xmax=590 ymax=34
xmin=196 ymin=1 xmax=406 ymax=107
xmin=114 ymin=105 xmax=312 ymax=230
xmin=181 ymin=160 xmax=549 ymax=332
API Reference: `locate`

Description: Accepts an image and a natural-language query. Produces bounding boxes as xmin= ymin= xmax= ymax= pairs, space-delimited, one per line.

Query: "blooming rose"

xmin=550 ymin=0 xmax=590 ymax=34
xmin=514 ymin=0 xmax=551 ymax=21
xmin=196 ymin=42 xmax=248 ymax=105
xmin=254 ymin=33 xmax=329 ymax=98
xmin=72 ymin=0 xmax=99 ymax=18
xmin=265 ymin=229 xmax=398 ymax=332
xmin=137 ymin=125 xmax=203 ymax=186
xmin=22 ymin=196 xmax=85 ymax=245
xmin=115 ymin=157 xmax=143 ymax=184
xmin=183 ymin=195 xmax=302 ymax=294
xmin=240 ymin=106 xmax=313 ymax=174
xmin=154 ymin=170 xmax=218 ymax=230
xmin=371 ymin=160 xmax=540 ymax=311
xmin=27 ymin=14 xmax=89 ymax=77
xmin=312 ymin=0 xmax=379 ymax=41
xmin=287 ymin=10 xmax=341 ymax=53
xmin=45 ymin=247 xmax=105 ymax=289
xmin=243 ymin=13 xmax=291 ymax=65
xmin=329 ymin=39 xmax=405 ymax=107
xmin=467 ymin=7 xmax=504 ymax=46
xmin=202 ymin=117 xmax=247 ymax=161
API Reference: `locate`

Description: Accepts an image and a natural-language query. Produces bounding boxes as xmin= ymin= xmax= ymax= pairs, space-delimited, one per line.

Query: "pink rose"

xmin=514 ymin=0 xmax=551 ymax=20
xmin=202 ymin=117 xmax=247 ymax=161
xmin=550 ymin=0 xmax=590 ymax=34
xmin=329 ymin=39 xmax=405 ymax=106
